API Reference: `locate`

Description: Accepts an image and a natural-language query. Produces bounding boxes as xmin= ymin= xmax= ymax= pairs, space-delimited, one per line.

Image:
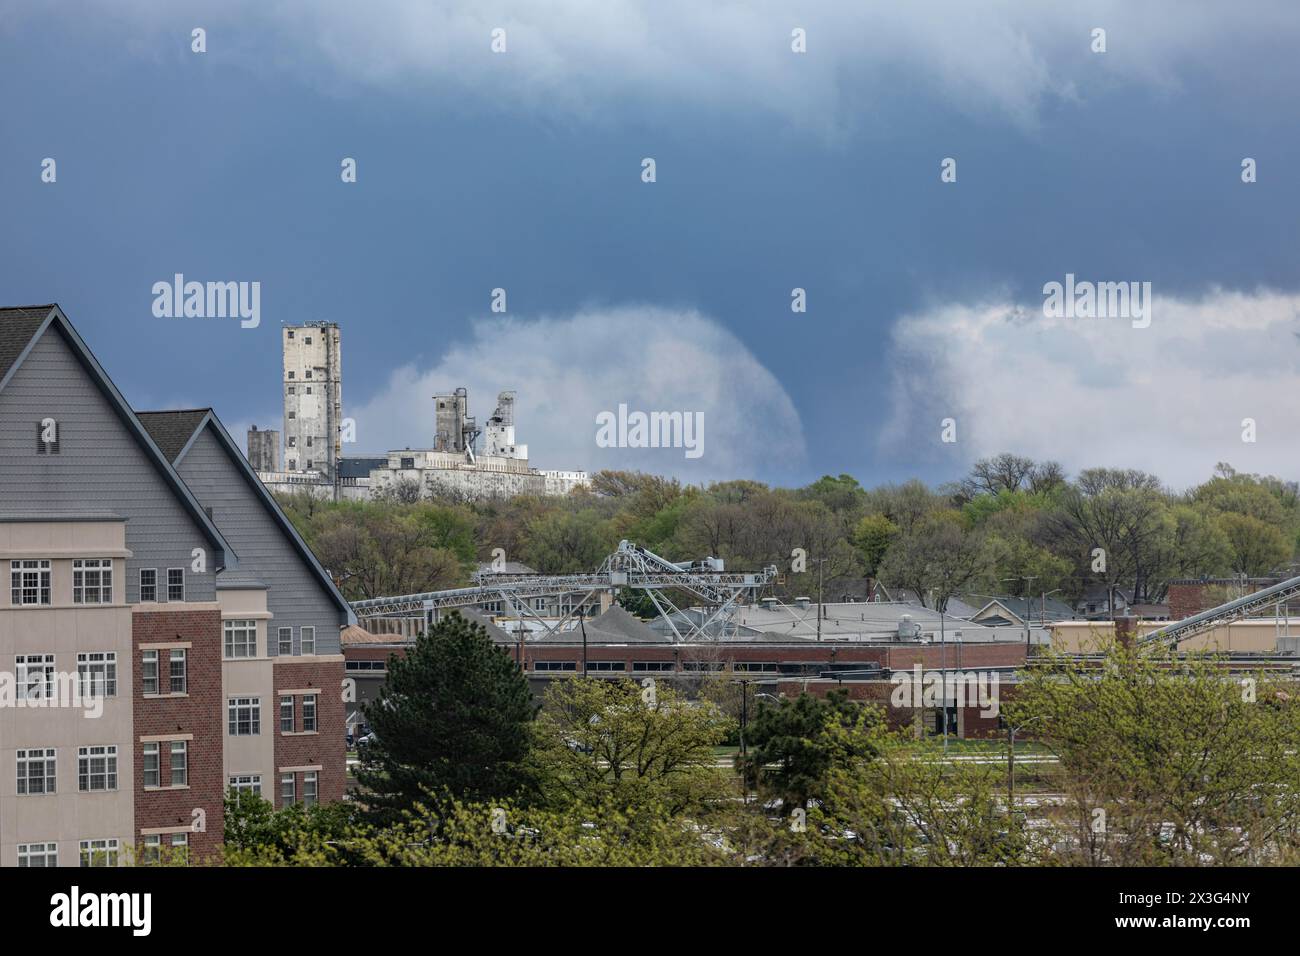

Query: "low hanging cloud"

xmin=879 ymin=287 xmax=1300 ymax=490
xmin=349 ymin=306 xmax=806 ymax=483
xmin=49 ymin=0 xmax=1300 ymax=132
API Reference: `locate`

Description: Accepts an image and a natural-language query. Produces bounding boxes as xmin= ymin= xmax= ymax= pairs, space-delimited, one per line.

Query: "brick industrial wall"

xmin=132 ymin=607 xmax=225 ymax=862
xmin=273 ymin=657 xmax=347 ymax=806
xmin=884 ymin=642 xmax=1027 ymax=671
xmin=1167 ymin=583 xmax=1207 ymax=621
xmin=784 ymin=679 xmax=1019 ymax=739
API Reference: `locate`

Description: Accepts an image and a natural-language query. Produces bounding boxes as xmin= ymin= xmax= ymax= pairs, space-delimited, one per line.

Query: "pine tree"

xmin=354 ymin=612 xmax=536 ymax=824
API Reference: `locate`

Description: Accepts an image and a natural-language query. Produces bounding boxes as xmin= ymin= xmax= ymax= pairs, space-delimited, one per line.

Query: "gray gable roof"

xmin=137 ymin=407 xmax=355 ymax=623
xmin=580 ymin=604 xmax=670 ymax=643
xmin=135 ymin=409 xmax=210 ymax=462
xmin=0 ymin=303 xmax=235 ymax=569
xmin=0 ymin=305 xmax=55 ymax=382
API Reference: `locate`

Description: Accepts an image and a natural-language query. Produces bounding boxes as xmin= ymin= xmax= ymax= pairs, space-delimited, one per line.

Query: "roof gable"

xmin=0 ymin=304 xmax=234 ymax=568
xmin=138 ymin=408 xmax=354 ymax=623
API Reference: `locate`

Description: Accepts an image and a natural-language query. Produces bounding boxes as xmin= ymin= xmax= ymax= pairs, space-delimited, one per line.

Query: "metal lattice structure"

xmin=349 ymin=540 xmax=777 ymax=641
xmin=1140 ymin=573 xmax=1300 ymax=648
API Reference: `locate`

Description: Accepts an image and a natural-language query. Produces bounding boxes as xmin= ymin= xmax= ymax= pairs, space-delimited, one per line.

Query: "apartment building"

xmin=137 ymin=408 xmax=352 ymax=813
xmin=0 ymin=304 xmax=352 ymax=866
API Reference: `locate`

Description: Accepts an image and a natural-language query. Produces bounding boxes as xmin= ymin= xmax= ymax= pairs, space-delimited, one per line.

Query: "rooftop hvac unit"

xmin=897 ymin=614 xmax=921 ymax=641
xmin=794 ymin=596 xmax=811 ymax=610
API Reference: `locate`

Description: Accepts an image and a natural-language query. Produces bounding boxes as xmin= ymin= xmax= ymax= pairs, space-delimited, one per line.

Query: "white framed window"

xmin=16 ymin=654 xmax=55 ymax=701
xmin=303 ymin=771 xmax=318 ymax=807
xmin=17 ymin=843 xmax=57 ymax=867
xmin=224 ymin=620 xmax=257 ymax=659
xmin=280 ymin=695 xmax=294 ymax=733
xmin=139 ymin=568 xmax=157 ymax=602
xmin=166 ymin=568 xmax=184 ymax=602
xmin=302 ymin=694 xmax=317 ymax=733
xmin=142 ymin=650 xmax=159 ymax=696
xmin=228 ymin=697 xmax=260 ymax=736
xmin=169 ymin=648 xmax=187 ymax=693
xmin=79 ymin=839 xmax=119 ymax=868
xmin=170 ymin=740 xmax=187 ymax=787
xmin=72 ymin=558 xmax=112 ymax=604
xmin=140 ymin=833 xmax=161 ymax=865
xmin=229 ymin=774 xmax=262 ymax=798
xmin=281 ymin=773 xmax=295 ymax=806
xmin=300 ymin=626 xmax=315 ymax=655
xmin=10 ymin=559 xmax=51 ymax=606
xmin=77 ymin=745 xmax=118 ymax=792
xmin=77 ymin=652 xmax=117 ymax=698
xmin=142 ymin=830 xmax=189 ymax=865
xmin=278 ymin=627 xmax=292 ymax=655
xmin=16 ymin=748 xmax=56 ymax=795
xmin=142 ymin=742 xmax=160 ymax=788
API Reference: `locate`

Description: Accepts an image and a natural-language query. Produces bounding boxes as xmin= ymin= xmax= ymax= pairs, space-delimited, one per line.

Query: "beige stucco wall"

xmin=1051 ymin=619 xmax=1288 ymax=654
xmin=219 ymin=588 xmax=275 ymax=791
xmin=0 ymin=520 xmax=134 ymax=866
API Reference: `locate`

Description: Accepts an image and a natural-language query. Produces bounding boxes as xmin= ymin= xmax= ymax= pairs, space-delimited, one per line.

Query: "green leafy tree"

xmin=1008 ymin=644 xmax=1300 ymax=865
xmin=814 ymin=724 xmax=1032 ymax=866
xmin=221 ymin=789 xmax=361 ymax=865
xmin=738 ymin=690 xmax=878 ymax=814
xmin=852 ymin=513 xmax=898 ymax=578
xmin=1217 ymin=512 xmax=1290 ymax=576
xmin=531 ymin=677 xmax=733 ymax=814
xmin=354 ymin=612 xmax=537 ymax=824
xmin=877 ymin=510 xmax=990 ymax=611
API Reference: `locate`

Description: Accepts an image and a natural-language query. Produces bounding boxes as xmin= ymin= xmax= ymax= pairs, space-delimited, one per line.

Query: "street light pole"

xmin=1041 ymin=588 xmax=1063 ymax=628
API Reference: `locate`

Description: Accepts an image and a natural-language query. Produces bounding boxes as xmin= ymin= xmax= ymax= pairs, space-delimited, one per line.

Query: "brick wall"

xmin=132 ymin=607 xmax=224 ymax=862
xmin=273 ymin=657 xmax=347 ymax=807
xmin=783 ymin=679 xmax=1019 ymax=739
xmin=1167 ymin=583 xmax=1206 ymax=621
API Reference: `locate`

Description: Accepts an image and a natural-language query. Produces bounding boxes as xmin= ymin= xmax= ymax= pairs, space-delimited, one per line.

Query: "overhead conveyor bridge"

xmin=1140 ymin=574 xmax=1300 ymax=648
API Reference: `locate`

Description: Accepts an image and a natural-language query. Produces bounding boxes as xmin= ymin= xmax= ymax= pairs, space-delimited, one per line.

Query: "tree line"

xmin=279 ymin=455 xmax=1300 ymax=610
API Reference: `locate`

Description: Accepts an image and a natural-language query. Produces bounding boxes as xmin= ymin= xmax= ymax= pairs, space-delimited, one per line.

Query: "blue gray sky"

xmin=3 ymin=1 xmax=1299 ymax=489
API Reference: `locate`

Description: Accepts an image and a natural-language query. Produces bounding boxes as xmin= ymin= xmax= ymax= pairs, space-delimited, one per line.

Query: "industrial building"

xmin=282 ymin=322 xmax=343 ymax=481
xmin=251 ymin=323 xmax=587 ymax=501
xmin=0 ymin=304 xmax=352 ymax=866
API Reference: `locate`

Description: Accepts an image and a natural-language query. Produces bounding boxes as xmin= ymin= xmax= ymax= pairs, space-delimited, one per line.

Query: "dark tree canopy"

xmin=354 ymin=611 xmax=537 ymax=824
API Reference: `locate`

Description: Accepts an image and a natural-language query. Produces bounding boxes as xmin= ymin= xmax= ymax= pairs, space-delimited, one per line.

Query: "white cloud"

xmin=72 ymin=0 xmax=1300 ymax=131
xmin=349 ymin=305 xmax=806 ymax=482
xmin=879 ymin=287 xmax=1300 ymax=489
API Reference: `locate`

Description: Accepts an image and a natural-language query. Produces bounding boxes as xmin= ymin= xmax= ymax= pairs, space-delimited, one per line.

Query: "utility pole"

xmin=940 ymin=604 xmax=948 ymax=754
xmin=1001 ymin=575 xmax=1037 ymax=649
xmin=739 ymin=679 xmax=750 ymax=803
xmin=1023 ymin=576 xmax=1036 ymax=647
xmin=579 ymin=605 xmax=588 ymax=678
xmin=815 ymin=557 xmax=827 ymax=642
